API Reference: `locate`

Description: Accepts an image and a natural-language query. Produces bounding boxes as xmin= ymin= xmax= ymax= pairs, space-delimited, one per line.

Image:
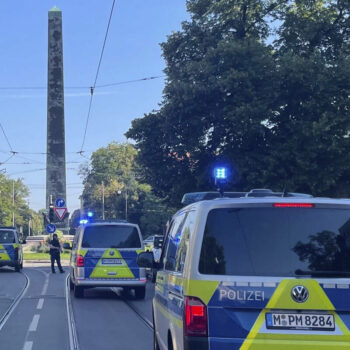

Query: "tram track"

xmin=0 ymin=270 xmax=30 ymax=331
xmin=66 ymin=274 xmax=80 ymax=350
xmin=111 ymin=287 xmax=154 ymax=330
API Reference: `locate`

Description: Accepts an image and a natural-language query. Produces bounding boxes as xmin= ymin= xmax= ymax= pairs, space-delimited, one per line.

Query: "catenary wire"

xmin=0 ymin=75 xmax=164 ymax=91
xmin=0 ymin=122 xmax=14 ymax=152
xmin=80 ymin=0 xmax=116 ymax=153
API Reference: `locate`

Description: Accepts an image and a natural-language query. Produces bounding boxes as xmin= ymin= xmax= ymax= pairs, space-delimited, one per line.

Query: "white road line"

xmin=36 ymin=298 xmax=44 ymax=310
xmin=23 ymin=341 xmax=33 ymax=350
xmin=41 ymin=276 xmax=49 ymax=295
xmin=29 ymin=314 xmax=40 ymax=332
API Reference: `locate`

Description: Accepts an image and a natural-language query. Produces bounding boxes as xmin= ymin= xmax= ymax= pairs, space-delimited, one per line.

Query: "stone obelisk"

xmin=46 ymin=6 xmax=67 ymax=220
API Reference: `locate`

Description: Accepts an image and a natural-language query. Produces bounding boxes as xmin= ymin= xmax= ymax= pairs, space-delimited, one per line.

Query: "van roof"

xmin=183 ymin=196 xmax=350 ymax=211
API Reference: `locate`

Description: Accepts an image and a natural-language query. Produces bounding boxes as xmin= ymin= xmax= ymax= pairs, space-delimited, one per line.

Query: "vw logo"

xmin=291 ymin=285 xmax=309 ymax=303
xmin=109 ymin=251 xmax=115 ymax=256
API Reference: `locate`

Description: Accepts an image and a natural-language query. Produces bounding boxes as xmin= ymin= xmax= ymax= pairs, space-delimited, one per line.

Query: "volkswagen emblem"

xmin=109 ymin=251 xmax=115 ymax=256
xmin=291 ymin=285 xmax=309 ymax=303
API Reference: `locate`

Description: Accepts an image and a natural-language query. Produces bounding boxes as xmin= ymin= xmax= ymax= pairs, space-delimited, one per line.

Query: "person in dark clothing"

xmin=49 ymin=234 xmax=64 ymax=273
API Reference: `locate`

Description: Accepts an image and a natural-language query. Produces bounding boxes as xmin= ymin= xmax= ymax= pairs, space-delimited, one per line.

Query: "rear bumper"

xmin=208 ymin=338 xmax=350 ymax=349
xmin=184 ymin=336 xmax=208 ymax=350
xmin=74 ymin=279 xmax=147 ymax=288
xmin=0 ymin=260 xmax=15 ymax=267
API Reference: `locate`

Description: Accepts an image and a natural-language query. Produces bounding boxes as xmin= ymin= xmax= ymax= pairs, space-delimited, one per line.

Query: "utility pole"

xmin=12 ymin=180 xmax=15 ymax=226
xmin=102 ymin=181 xmax=105 ymax=220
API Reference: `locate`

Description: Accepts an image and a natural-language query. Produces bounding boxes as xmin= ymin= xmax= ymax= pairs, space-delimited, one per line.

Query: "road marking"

xmin=23 ymin=341 xmax=33 ymax=350
xmin=41 ymin=275 xmax=49 ymax=295
xmin=36 ymin=298 xmax=44 ymax=310
xmin=29 ymin=314 xmax=40 ymax=332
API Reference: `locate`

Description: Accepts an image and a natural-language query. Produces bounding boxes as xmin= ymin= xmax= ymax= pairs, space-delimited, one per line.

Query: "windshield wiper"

xmin=295 ymin=269 xmax=350 ymax=277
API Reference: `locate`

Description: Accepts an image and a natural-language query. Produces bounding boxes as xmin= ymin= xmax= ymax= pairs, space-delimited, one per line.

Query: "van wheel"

xmin=168 ymin=334 xmax=174 ymax=350
xmin=69 ymin=278 xmax=74 ymax=291
xmin=151 ymin=270 xmax=157 ymax=283
xmin=15 ymin=264 xmax=21 ymax=272
xmin=153 ymin=327 xmax=160 ymax=350
xmin=74 ymin=285 xmax=84 ymax=298
xmin=134 ymin=286 xmax=146 ymax=299
xmin=153 ymin=309 xmax=160 ymax=350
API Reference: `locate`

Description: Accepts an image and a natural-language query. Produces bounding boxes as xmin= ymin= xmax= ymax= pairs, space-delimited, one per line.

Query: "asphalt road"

xmin=0 ymin=263 xmax=154 ymax=350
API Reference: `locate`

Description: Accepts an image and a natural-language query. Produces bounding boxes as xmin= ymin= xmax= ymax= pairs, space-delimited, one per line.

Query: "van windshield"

xmin=0 ymin=230 xmax=15 ymax=244
xmin=199 ymin=207 xmax=350 ymax=277
xmin=82 ymin=225 xmax=141 ymax=249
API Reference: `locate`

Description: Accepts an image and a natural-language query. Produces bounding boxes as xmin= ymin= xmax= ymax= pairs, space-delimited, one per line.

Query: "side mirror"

xmin=137 ymin=251 xmax=155 ymax=268
xmin=63 ymin=242 xmax=72 ymax=250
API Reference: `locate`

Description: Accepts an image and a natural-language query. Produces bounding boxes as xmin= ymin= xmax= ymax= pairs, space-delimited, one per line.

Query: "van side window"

xmin=175 ymin=211 xmax=196 ymax=273
xmin=164 ymin=212 xmax=187 ymax=271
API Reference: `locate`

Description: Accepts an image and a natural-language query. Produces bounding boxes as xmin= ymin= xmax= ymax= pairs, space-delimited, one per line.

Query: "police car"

xmin=0 ymin=226 xmax=24 ymax=272
xmin=67 ymin=220 xmax=146 ymax=298
xmin=138 ymin=189 xmax=350 ymax=350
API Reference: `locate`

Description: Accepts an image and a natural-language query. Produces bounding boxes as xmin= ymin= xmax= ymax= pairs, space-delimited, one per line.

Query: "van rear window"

xmin=82 ymin=225 xmax=141 ymax=248
xmin=199 ymin=207 xmax=350 ymax=276
xmin=0 ymin=230 xmax=15 ymax=244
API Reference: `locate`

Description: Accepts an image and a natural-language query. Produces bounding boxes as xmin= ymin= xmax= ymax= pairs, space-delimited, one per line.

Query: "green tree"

xmin=127 ymin=0 xmax=281 ymax=204
xmin=0 ymin=173 xmax=36 ymax=235
xmin=127 ymin=0 xmax=350 ymax=201
xmin=80 ymin=142 xmax=175 ymax=237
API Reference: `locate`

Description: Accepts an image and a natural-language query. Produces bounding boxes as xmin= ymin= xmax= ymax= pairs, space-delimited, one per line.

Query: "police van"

xmin=138 ymin=189 xmax=350 ymax=350
xmin=68 ymin=220 xmax=146 ymax=298
xmin=0 ymin=226 xmax=24 ymax=272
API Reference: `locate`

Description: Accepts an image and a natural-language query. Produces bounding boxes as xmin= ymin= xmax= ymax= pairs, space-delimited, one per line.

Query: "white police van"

xmin=0 ymin=226 xmax=24 ymax=272
xmin=138 ymin=189 xmax=350 ymax=350
xmin=68 ymin=220 xmax=146 ymax=298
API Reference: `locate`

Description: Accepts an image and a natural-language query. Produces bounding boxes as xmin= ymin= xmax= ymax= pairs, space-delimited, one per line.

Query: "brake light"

xmin=273 ymin=203 xmax=314 ymax=208
xmin=184 ymin=296 xmax=208 ymax=337
xmin=77 ymin=255 xmax=84 ymax=267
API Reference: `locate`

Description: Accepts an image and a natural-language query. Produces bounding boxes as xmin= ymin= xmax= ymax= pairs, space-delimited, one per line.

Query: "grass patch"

xmin=24 ymin=253 xmax=71 ymax=260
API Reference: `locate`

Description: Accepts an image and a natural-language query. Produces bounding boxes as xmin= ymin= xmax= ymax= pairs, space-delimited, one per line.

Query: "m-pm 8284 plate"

xmin=266 ymin=313 xmax=335 ymax=331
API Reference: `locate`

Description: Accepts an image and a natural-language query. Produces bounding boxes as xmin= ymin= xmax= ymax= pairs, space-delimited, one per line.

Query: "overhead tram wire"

xmin=0 ymin=75 xmax=165 ymax=92
xmin=79 ymin=0 xmax=116 ymax=154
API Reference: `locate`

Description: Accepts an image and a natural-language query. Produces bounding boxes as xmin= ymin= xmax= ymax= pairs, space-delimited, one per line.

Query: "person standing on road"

xmin=49 ymin=233 xmax=64 ymax=274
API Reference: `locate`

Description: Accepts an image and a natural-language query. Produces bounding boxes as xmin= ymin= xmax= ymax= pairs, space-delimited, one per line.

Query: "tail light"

xmin=77 ymin=255 xmax=84 ymax=267
xmin=184 ymin=296 xmax=208 ymax=337
xmin=273 ymin=203 xmax=314 ymax=208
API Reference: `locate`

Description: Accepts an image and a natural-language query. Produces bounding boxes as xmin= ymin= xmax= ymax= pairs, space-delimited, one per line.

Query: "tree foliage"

xmin=126 ymin=0 xmax=350 ymax=203
xmin=0 ymin=174 xmax=40 ymax=235
xmin=80 ymin=142 xmax=175 ymax=237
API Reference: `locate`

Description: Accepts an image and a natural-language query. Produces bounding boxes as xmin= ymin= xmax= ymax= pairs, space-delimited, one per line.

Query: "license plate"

xmin=101 ymin=258 xmax=123 ymax=265
xmin=266 ymin=313 xmax=335 ymax=331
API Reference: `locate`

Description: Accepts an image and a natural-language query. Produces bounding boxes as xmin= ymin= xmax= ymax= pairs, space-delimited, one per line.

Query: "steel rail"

xmin=65 ymin=274 xmax=80 ymax=350
xmin=0 ymin=270 xmax=30 ymax=331
xmin=111 ymin=287 xmax=154 ymax=330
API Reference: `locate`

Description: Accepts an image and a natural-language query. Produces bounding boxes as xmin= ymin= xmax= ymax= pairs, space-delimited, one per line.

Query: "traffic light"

xmin=49 ymin=204 xmax=55 ymax=223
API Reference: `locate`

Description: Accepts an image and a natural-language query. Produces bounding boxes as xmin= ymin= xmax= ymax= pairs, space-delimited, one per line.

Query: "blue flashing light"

xmin=79 ymin=219 xmax=88 ymax=225
xmin=87 ymin=211 xmax=94 ymax=217
xmin=214 ymin=167 xmax=227 ymax=180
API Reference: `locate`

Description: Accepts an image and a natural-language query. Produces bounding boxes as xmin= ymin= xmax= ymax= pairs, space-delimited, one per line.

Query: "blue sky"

xmin=0 ymin=1 xmax=189 ymax=212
